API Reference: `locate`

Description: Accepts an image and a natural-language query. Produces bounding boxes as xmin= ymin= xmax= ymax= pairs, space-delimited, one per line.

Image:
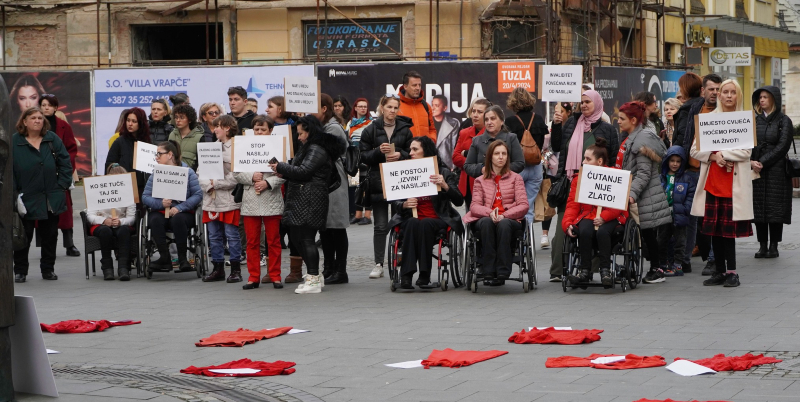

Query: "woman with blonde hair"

xmin=198 ymin=102 xmax=225 ymax=142
xmin=662 ymin=97 xmax=682 ymax=146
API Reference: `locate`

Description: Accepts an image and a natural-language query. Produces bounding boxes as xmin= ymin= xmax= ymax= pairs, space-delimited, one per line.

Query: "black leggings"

xmin=577 ymin=219 xmax=617 ymax=271
xmin=710 ymin=236 xmax=736 ymax=273
xmin=320 ymin=228 xmax=348 ymax=271
xmin=290 ymin=225 xmax=319 ymax=275
xmin=755 ymin=222 xmax=783 ymax=243
xmin=640 ymin=226 xmax=664 ymax=270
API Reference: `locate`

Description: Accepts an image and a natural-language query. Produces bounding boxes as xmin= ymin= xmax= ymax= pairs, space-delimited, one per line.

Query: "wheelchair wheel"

xmin=387 ymin=229 xmax=399 ymax=290
xmin=526 ymin=221 xmax=537 ymax=290
xmin=624 ymin=223 xmax=643 ymax=290
xmin=448 ymin=231 xmax=463 ymax=288
xmin=140 ymin=216 xmax=152 ymax=280
xmin=194 ymin=223 xmax=207 ymax=279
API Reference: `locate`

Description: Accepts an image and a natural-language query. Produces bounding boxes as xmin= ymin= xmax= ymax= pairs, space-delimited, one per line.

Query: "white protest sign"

xmin=694 ymin=110 xmax=756 ymax=152
xmin=133 ymin=141 xmax=158 ymax=173
xmin=284 ymin=76 xmax=320 ymax=113
xmin=151 ymin=165 xmax=189 ymax=202
xmin=232 ymin=135 xmax=286 ymax=173
xmin=380 ymin=157 xmax=440 ymax=201
xmin=271 ymin=124 xmax=295 ymax=158
xmin=575 ymin=164 xmax=632 ymax=211
xmin=196 ymin=142 xmax=225 ymax=180
xmin=83 ymin=173 xmax=139 ymax=210
xmin=538 ymin=65 xmax=583 ymax=102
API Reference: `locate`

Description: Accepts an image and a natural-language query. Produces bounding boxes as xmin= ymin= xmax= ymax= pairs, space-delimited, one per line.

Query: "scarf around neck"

xmin=566 ymin=90 xmax=604 ymax=172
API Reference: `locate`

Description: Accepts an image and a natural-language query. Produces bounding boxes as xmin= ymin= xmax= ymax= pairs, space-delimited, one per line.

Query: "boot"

xmin=327 ymin=259 xmax=349 ymax=284
xmin=284 ymin=256 xmax=304 ymax=283
xmin=755 ymin=242 xmax=768 ymax=258
xmin=600 ymin=267 xmax=612 ymax=288
xmin=322 ymin=262 xmax=335 ymax=280
xmin=149 ymin=245 xmax=173 ymax=271
xmin=400 ymin=273 xmax=415 ymax=289
xmin=203 ymin=261 xmax=226 ymax=282
xmin=569 ymin=269 xmax=590 ymax=286
xmin=64 ymin=229 xmax=81 ymax=257
xmin=101 ymin=257 xmax=115 ymax=280
xmin=226 ymin=260 xmax=243 ymax=283
xmin=767 ymin=242 xmax=779 ymax=258
xmin=118 ymin=258 xmax=130 ymax=281
xmin=176 ymin=243 xmax=193 ymax=272
xmin=260 ymin=273 xmax=273 ymax=284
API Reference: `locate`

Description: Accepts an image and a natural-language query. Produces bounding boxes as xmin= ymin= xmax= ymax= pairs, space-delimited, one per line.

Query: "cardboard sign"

xmin=574 ymin=164 xmax=632 ymax=211
xmin=133 ymin=141 xmax=158 ymax=173
xmin=196 ymin=142 xmax=225 ymax=180
xmin=271 ymin=124 xmax=295 ymax=158
xmin=538 ymin=65 xmax=583 ymax=102
xmin=284 ymin=76 xmax=320 ymax=113
xmin=83 ymin=172 xmax=139 ymax=210
xmin=232 ymin=135 xmax=286 ymax=173
xmin=694 ymin=110 xmax=756 ymax=152
xmin=151 ymin=164 xmax=189 ymax=201
xmin=380 ymin=156 xmax=440 ymax=202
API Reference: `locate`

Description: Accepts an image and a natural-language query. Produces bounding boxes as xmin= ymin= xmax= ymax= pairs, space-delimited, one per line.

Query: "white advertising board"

xmin=709 ymin=47 xmax=752 ymax=67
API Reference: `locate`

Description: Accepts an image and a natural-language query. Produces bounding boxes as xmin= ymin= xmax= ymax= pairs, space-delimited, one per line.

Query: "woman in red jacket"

xmin=463 ymin=140 xmax=528 ymax=285
xmin=563 ymin=137 xmax=628 ymax=287
xmin=452 ymin=98 xmax=491 ymax=211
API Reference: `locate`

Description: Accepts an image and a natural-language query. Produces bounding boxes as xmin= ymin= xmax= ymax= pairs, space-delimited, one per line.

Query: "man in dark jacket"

xmin=658 ymin=145 xmax=695 ymax=276
xmin=228 ymin=86 xmax=255 ymax=133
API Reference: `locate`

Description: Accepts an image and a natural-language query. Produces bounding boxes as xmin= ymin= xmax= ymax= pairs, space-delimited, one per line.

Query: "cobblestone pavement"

xmin=12 ymin=192 xmax=800 ymax=402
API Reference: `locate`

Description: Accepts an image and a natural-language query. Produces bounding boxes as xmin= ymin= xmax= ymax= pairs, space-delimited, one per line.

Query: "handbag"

xmin=785 ymin=132 xmax=800 ymax=180
xmin=354 ymin=174 xmax=372 ymax=209
xmin=231 ymin=184 xmax=244 ymax=203
xmin=13 ymin=192 xmax=28 ymax=252
xmin=546 ymin=174 xmax=570 ymax=207
xmin=534 ymin=177 xmax=556 ymax=222
xmin=517 ymin=115 xmax=542 ymax=165
xmin=343 ymin=145 xmax=360 ymax=177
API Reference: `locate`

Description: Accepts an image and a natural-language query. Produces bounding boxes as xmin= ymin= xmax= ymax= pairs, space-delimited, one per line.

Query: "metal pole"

xmin=205 ymin=0 xmax=209 ymax=64
xmin=324 ymin=1 xmax=328 ymax=62
xmin=545 ymin=0 xmax=551 ymax=64
xmin=2 ymin=6 xmax=6 ymax=70
xmin=96 ymin=0 xmax=101 ymax=67
xmin=436 ymin=0 xmax=439 ymax=59
xmin=0 ymin=73 xmax=15 ymax=402
xmin=459 ymin=0 xmax=463 ymax=58
xmin=316 ymin=0 xmax=320 ymax=62
xmin=214 ymin=0 xmax=218 ymax=61
xmin=107 ymin=2 xmax=111 ymax=66
xmin=429 ymin=0 xmax=433 ymax=60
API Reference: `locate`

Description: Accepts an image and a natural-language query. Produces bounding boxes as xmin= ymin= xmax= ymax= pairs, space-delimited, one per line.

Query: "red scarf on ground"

xmin=40 ymin=320 xmax=141 ymax=333
xmin=674 ymin=353 xmax=781 ymax=371
xmin=195 ymin=327 xmax=293 ymax=347
xmin=508 ymin=328 xmax=603 ymax=345
xmin=421 ymin=349 xmax=508 ymax=369
xmin=545 ymin=353 xmax=665 ymax=370
xmin=181 ymin=359 xmax=296 ymax=377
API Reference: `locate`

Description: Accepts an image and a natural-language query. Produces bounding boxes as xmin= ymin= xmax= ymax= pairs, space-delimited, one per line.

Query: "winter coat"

xmin=142 ymin=162 xmax=203 ymax=213
xmin=751 ymin=86 xmax=793 ymax=224
xmin=397 ymin=86 xmax=437 ymax=141
xmin=230 ymin=110 xmax=255 ymax=133
xmin=562 ymin=172 xmax=628 ymax=232
xmin=277 ymin=130 xmax=346 ymax=229
xmin=660 ymin=146 xmax=696 ymax=227
xmin=436 ymin=115 xmax=461 ymax=170
xmin=620 ymin=123 xmax=671 ymax=230
xmin=323 ymin=117 xmax=350 ymax=229
xmin=463 ymin=130 xmax=525 ymax=179
xmin=690 ymin=144 xmax=754 ymax=221
xmin=13 ymin=131 xmax=73 ymax=220
xmin=48 ymin=115 xmax=78 ymax=173
xmin=552 ymin=112 xmax=620 ymax=176
xmin=168 ymin=125 xmax=204 ymax=170
xmin=148 ymin=115 xmax=173 ymax=144
xmin=200 ymin=122 xmax=216 ymax=143
xmin=234 ymin=171 xmax=284 ymax=217
xmin=672 ymin=96 xmax=704 ymax=152
xmin=388 ymin=163 xmax=464 ymax=233
xmin=452 ymin=125 xmax=483 ymax=195
xmin=359 ymin=116 xmax=414 ymax=202
xmin=504 ymin=109 xmax=547 ymax=151
xmin=199 ymin=139 xmax=241 ymax=213
xmin=105 ymin=134 xmax=148 ymax=196
xmin=463 ymin=171 xmax=528 ymax=223
xmin=86 ymin=205 xmax=136 ymax=227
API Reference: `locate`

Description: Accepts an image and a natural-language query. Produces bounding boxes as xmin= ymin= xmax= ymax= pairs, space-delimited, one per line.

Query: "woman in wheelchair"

xmin=142 ymin=140 xmax=203 ymax=272
xmin=463 ymin=140 xmax=528 ymax=286
xmin=388 ymin=136 xmax=463 ymax=289
xmin=86 ymin=163 xmax=137 ymax=281
xmin=563 ymin=137 xmax=628 ymax=288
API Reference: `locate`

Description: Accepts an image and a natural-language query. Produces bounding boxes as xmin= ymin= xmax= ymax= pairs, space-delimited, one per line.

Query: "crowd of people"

xmin=12 ymin=70 xmax=796 ymax=294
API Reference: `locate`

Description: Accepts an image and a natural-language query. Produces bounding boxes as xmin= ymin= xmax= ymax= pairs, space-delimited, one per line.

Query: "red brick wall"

xmin=13 ymin=27 xmax=58 ymax=66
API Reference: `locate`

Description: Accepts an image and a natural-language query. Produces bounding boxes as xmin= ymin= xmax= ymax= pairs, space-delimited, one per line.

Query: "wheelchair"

xmin=387 ymin=225 xmax=463 ymax=291
xmin=561 ymin=217 xmax=643 ymax=292
xmin=462 ymin=219 xmax=537 ymax=293
xmin=139 ymin=208 xmax=208 ymax=279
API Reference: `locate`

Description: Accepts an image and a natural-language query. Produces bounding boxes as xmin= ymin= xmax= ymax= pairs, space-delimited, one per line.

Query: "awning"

xmin=687 ymin=15 xmax=800 ymax=44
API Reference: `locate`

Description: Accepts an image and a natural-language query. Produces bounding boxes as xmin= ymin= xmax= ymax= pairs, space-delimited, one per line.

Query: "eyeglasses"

xmin=206 ymin=110 xmax=220 ymax=116
xmin=384 ymin=93 xmax=400 ymax=99
xmin=156 ymin=151 xmax=170 ymax=156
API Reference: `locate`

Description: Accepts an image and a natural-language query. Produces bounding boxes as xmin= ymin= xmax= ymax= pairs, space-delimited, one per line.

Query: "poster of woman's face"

xmin=3 ymin=72 xmax=92 ymax=177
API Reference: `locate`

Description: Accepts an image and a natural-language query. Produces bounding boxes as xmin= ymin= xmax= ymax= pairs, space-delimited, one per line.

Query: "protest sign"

xmin=380 ymin=157 xmax=441 ymax=218
xmin=83 ymin=173 xmax=139 ymax=213
xmin=271 ymin=125 xmax=295 ymax=158
xmin=538 ymin=65 xmax=582 ymax=102
xmin=133 ymin=141 xmax=158 ymax=173
xmin=284 ymin=76 xmax=320 ymax=113
xmin=232 ymin=135 xmax=286 ymax=173
xmin=152 ymin=165 xmax=189 ymax=203
xmin=694 ymin=110 xmax=756 ymax=152
xmin=574 ymin=164 xmax=632 ymax=212
xmin=196 ymin=142 xmax=225 ymax=180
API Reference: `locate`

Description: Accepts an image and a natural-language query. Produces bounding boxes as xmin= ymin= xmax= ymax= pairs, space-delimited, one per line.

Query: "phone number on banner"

xmin=95 ymin=92 xmax=174 ymax=107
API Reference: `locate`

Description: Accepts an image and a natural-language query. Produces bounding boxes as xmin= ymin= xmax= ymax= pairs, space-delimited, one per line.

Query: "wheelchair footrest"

xmin=418 ymin=282 xmax=440 ymax=289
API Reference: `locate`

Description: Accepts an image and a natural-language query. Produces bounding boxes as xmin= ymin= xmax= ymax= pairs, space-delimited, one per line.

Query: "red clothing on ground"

xmin=181 ymin=358 xmax=295 ymax=377
xmin=508 ymin=328 xmax=603 ymax=345
xmin=545 ymin=353 xmax=666 ymax=370
xmin=416 ymin=196 xmax=437 ymax=219
xmin=244 ymin=215 xmax=281 ymax=283
xmin=40 ymin=319 xmax=140 ymax=333
xmin=195 ymin=327 xmax=292 ymax=347
xmin=704 ymin=156 xmax=734 ymax=198
xmin=421 ymin=348 xmax=508 ymax=369
xmin=202 ymin=209 xmax=240 ymax=225
xmin=674 ymin=353 xmax=782 ymax=372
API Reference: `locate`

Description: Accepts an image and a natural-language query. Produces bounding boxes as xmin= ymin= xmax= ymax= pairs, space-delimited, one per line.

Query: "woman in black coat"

xmin=358 ymin=95 xmax=414 ymax=279
xmin=387 ymin=136 xmax=463 ymax=289
xmin=106 ymin=107 xmax=152 ymax=197
xmin=270 ymin=116 xmax=346 ymax=294
xmin=751 ymin=86 xmax=793 ymax=258
xmin=148 ymin=99 xmax=173 ymax=144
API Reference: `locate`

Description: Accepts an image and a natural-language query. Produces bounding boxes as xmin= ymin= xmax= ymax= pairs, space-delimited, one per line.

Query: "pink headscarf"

xmin=566 ymin=90 xmax=604 ymax=172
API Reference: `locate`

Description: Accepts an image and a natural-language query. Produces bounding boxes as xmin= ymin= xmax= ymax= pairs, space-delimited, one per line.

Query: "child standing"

xmin=658 ymin=145 xmax=696 ymax=276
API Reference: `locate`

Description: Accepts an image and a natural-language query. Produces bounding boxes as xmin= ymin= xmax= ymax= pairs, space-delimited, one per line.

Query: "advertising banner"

xmin=593 ymin=66 xmax=684 ymax=128
xmin=2 ymin=71 xmax=93 ymax=177
xmin=709 ymin=47 xmax=752 ymax=67
xmin=94 ymin=65 xmax=314 ymax=174
xmin=304 ymin=19 xmax=403 ymax=60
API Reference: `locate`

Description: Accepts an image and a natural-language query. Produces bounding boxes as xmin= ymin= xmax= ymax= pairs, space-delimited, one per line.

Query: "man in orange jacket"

xmin=397 ymin=71 xmax=437 ymax=142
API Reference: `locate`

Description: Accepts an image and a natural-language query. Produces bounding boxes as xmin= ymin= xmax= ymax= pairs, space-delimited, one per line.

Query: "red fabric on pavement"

xmin=545 ymin=353 xmax=666 ymax=370
xmin=421 ymin=349 xmax=508 ymax=369
xmin=40 ymin=320 xmax=141 ymax=333
xmin=674 ymin=353 xmax=782 ymax=372
xmin=508 ymin=328 xmax=603 ymax=344
xmin=633 ymin=399 xmax=732 ymax=402
xmin=180 ymin=358 xmax=296 ymax=377
xmin=195 ymin=327 xmax=293 ymax=347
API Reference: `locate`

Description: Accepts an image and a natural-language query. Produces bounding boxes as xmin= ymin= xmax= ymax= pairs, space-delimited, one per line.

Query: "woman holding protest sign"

xmin=169 ymin=104 xmax=204 ymax=170
xmin=691 ymin=79 xmax=753 ymax=288
xmin=359 ymin=94 xmax=414 ymax=279
xmin=149 ymin=99 xmax=173 ymax=144
xmin=452 ymin=98 xmax=491 ymax=212
xmin=87 ymin=164 xmax=137 ymax=281
xmin=106 ymin=107 xmax=152 ymax=197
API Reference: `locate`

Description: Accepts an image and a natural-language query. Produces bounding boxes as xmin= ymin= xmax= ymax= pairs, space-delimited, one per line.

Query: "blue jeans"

xmin=207 ymin=220 xmax=241 ymax=263
xmin=683 ymin=171 xmax=699 ymax=260
xmin=520 ymin=164 xmax=543 ymax=223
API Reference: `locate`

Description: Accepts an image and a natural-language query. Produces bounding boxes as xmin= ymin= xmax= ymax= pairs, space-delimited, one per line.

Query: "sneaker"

xmin=643 ymin=269 xmax=665 ymax=283
xmin=260 ymin=254 xmax=268 ymax=267
xmin=682 ymin=262 xmax=692 ymax=274
xmin=296 ymin=274 xmax=325 ymax=291
xmin=701 ymin=260 xmax=715 ymax=276
xmin=225 ymin=260 xmax=231 ymax=267
xmin=295 ymin=274 xmax=322 ymax=294
xmin=369 ymin=263 xmax=384 ymax=278
xmin=549 ymin=275 xmax=562 ymax=282
xmin=358 ymin=217 xmax=372 ymax=225
xmin=703 ymin=272 xmax=726 ymax=286
xmin=672 ymin=264 xmax=684 ymax=277
xmin=540 ymin=235 xmax=550 ymax=249
xmin=662 ymin=265 xmax=676 ymax=277
xmin=723 ymin=273 xmax=740 ymax=287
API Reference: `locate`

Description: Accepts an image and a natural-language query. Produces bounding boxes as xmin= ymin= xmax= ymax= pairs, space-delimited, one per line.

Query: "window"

xmin=131 ymin=24 xmax=224 ymax=65
xmin=754 ymin=57 xmax=765 ymax=90
xmin=572 ymin=23 xmax=589 ymax=59
xmin=618 ymin=27 xmax=635 ymax=63
xmin=491 ymin=21 xmax=543 ymax=57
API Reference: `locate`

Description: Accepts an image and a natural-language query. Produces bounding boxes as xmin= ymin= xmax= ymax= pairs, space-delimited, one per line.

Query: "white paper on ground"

xmin=266 ymin=328 xmax=309 ymax=334
xmin=385 ymin=360 xmax=424 ymax=369
xmin=46 ymin=349 xmax=60 ymax=354
xmin=590 ymin=356 xmax=626 ymax=365
xmin=208 ymin=368 xmax=262 ymax=374
xmin=666 ymin=360 xmax=717 ymax=376
xmin=528 ymin=327 xmax=573 ymax=331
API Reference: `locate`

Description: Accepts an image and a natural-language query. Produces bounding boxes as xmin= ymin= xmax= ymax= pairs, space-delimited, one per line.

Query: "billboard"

xmin=2 ymin=71 xmax=93 ymax=177
xmin=93 ymin=65 xmax=315 ymax=175
xmin=304 ymin=19 xmax=403 ymax=60
xmin=593 ymin=66 xmax=684 ymax=128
